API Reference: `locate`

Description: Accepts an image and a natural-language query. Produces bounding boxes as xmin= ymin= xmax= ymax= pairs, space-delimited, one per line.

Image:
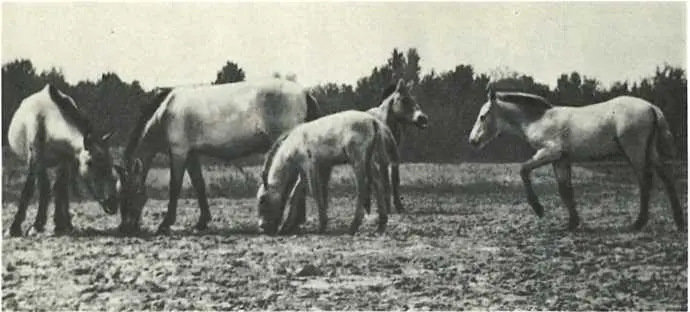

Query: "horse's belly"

xmin=566 ymin=131 xmax=619 ymax=160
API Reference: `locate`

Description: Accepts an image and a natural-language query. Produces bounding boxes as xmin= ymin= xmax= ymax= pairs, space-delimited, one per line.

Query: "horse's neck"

xmin=497 ymin=103 xmax=543 ymax=139
xmin=375 ymin=100 xmax=403 ymax=143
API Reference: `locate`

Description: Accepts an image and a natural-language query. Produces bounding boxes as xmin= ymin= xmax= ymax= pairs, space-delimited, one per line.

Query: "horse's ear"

xmin=131 ymin=158 xmax=143 ymax=174
xmin=395 ymin=78 xmax=406 ymax=92
xmin=406 ymin=80 xmax=415 ymax=91
xmin=101 ymin=131 xmax=114 ymax=143
xmin=487 ymin=84 xmax=496 ymax=102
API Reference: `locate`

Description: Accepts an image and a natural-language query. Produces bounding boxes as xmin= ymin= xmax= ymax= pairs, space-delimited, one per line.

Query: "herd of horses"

xmin=5 ymin=77 xmax=685 ymax=238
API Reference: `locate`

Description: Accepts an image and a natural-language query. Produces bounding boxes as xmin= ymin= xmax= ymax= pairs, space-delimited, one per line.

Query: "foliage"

xmin=2 ymin=54 xmax=686 ymax=162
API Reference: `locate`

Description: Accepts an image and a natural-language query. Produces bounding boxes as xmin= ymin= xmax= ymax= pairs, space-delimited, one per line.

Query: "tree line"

xmin=2 ymin=50 xmax=686 ymax=163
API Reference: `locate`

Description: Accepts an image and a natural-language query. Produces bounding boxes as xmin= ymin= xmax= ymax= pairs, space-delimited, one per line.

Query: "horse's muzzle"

xmin=101 ymin=196 xmax=119 ymax=215
xmin=414 ymin=114 xmax=429 ymax=129
xmin=468 ymin=138 xmax=480 ymax=148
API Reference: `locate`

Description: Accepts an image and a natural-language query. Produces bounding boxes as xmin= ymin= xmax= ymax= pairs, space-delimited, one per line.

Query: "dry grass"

xmin=2 ymin=161 xmax=687 ymax=310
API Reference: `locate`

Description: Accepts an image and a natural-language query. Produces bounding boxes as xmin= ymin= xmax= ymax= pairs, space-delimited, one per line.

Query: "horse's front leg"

xmin=32 ymin=167 xmax=51 ymax=234
xmin=156 ymin=153 xmax=188 ymax=235
xmin=390 ymin=163 xmax=404 ymax=213
xmin=520 ymin=148 xmax=563 ymax=219
xmin=186 ymin=154 xmax=211 ymax=231
xmin=552 ymin=160 xmax=580 ymax=230
xmin=349 ymin=162 xmax=371 ymax=235
xmin=305 ymin=163 xmax=328 ymax=234
xmin=10 ymin=162 xmax=37 ymax=237
xmin=52 ymin=164 xmax=73 ymax=235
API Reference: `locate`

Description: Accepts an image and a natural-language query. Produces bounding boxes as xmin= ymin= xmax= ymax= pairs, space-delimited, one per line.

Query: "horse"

xmin=468 ymin=85 xmax=685 ymax=231
xmin=6 ymin=84 xmax=120 ymax=237
xmin=257 ymin=110 xmax=400 ymax=235
xmin=366 ymin=78 xmax=428 ymax=213
xmin=118 ymin=79 xmax=321 ymax=235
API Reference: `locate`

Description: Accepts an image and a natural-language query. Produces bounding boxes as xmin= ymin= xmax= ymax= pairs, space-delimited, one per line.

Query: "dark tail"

xmin=651 ymin=106 xmax=677 ymax=159
xmin=305 ymin=92 xmax=322 ymax=122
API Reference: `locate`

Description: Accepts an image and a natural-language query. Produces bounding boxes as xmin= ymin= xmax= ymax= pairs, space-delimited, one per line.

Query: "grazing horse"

xmin=119 ymin=79 xmax=321 ymax=235
xmin=468 ymin=86 xmax=685 ymax=231
xmin=366 ymin=78 xmax=428 ymax=213
xmin=7 ymin=84 xmax=119 ymax=237
xmin=257 ymin=110 xmax=399 ymax=235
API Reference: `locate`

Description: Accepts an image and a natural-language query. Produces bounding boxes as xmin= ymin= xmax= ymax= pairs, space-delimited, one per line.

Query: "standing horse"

xmin=119 ymin=79 xmax=321 ymax=235
xmin=7 ymin=84 xmax=120 ymax=237
xmin=468 ymin=86 xmax=685 ymax=231
xmin=366 ymin=78 xmax=428 ymax=212
xmin=257 ymin=110 xmax=399 ymax=235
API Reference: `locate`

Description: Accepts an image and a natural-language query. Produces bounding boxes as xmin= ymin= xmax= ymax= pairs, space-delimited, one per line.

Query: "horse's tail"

xmin=304 ymin=92 xmax=322 ymax=122
xmin=372 ymin=120 xmax=400 ymax=168
xmin=261 ymin=131 xmax=291 ymax=188
xmin=651 ymin=106 xmax=677 ymax=159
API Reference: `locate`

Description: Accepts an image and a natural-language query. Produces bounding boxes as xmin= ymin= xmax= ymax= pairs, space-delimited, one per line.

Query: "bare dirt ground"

xmin=2 ymin=163 xmax=687 ymax=310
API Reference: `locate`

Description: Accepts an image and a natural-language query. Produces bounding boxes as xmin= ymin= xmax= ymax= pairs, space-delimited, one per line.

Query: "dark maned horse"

xmin=469 ymin=85 xmax=685 ymax=231
xmin=118 ymin=79 xmax=321 ymax=235
xmin=366 ymin=79 xmax=428 ymax=212
xmin=7 ymin=84 xmax=120 ymax=236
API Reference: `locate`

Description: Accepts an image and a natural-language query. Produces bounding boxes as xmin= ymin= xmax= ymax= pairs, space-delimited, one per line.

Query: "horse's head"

xmin=469 ymin=85 xmax=502 ymax=149
xmin=78 ymin=131 xmax=120 ymax=215
xmin=256 ymin=182 xmax=284 ymax=236
xmin=386 ymin=79 xmax=429 ymax=129
xmin=116 ymin=158 xmax=148 ymax=234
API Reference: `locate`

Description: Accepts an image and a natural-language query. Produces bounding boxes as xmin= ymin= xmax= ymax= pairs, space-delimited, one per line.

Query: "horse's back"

xmin=160 ymin=79 xmax=311 ymax=157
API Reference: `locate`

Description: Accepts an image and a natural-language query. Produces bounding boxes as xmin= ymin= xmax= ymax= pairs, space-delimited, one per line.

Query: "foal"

xmin=257 ymin=110 xmax=399 ymax=235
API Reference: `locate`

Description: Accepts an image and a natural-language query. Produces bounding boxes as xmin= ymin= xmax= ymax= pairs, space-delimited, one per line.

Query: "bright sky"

xmin=2 ymin=2 xmax=686 ymax=91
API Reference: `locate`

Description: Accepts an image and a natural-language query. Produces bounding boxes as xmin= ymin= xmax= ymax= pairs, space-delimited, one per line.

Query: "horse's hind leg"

xmin=653 ymin=162 xmax=685 ymax=231
xmin=552 ymin=160 xmax=579 ymax=230
xmin=32 ymin=167 xmax=51 ymax=234
xmin=187 ymin=153 xmax=211 ymax=231
xmin=372 ymin=163 xmax=391 ymax=233
xmin=349 ymin=162 xmax=371 ymax=235
xmin=157 ymin=153 xmax=188 ymax=235
xmin=10 ymin=162 xmax=37 ymax=237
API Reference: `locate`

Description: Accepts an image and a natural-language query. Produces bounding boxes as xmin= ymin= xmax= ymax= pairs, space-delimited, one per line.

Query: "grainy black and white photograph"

xmin=1 ymin=1 xmax=688 ymax=311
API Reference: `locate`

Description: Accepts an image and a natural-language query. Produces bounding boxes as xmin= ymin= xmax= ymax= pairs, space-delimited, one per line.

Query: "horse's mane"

xmin=48 ymin=84 xmax=93 ymax=135
xmin=497 ymin=92 xmax=553 ymax=112
xmin=261 ymin=131 xmax=292 ymax=187
xmin=124 ymin=87 xmax=173 ymax=163
xmin=380 ymin=83 xmax=396 ymax=104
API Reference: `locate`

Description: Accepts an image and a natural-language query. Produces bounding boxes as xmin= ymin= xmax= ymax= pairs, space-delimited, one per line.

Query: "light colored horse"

xmin=278 ymin=78 xmax=428 ymax=234
xmin=119 ymin=79 xmax=321 ymax=235
xmin=7 ymin=84 xmax=120 ymax=237
xmin=257 ymin=110 xmax=399 ymax=235
xmin=366 ymin=78 xmax=428 ymax=212
xmin=469 ymin=85 xmax=685 ymax=231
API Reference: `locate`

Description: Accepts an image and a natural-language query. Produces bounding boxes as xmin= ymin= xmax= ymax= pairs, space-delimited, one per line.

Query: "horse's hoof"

xmin=566 ymin=220 xmax=580 ymax=231
xmin=194 ymin=222 xmax=209 ymax=232
xmin=32 ymin=224 xmax=45 ymax=233
xmin=155 ymin=226 xmax=171 ymax=236
xmin=631 ymin=219 xmax=647 ymax=231
xmin=9 ymin=226 xmax=23 ymax=237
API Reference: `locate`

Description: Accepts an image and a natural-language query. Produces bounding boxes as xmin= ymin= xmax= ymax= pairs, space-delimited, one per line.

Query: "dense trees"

xmin=2 ymin=52 xmax=686 ymax=163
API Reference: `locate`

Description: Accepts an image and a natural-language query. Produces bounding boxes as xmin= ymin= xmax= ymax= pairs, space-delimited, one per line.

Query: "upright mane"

xmin=496 ymin=92 xmax=553 ymax=113
xmin=48 ymin=84 xmax=93 ymax=135
xmin=124 ymin=87 xmax=173 ymax=163
xmin=380 ymin=83 xmax=396 ymax=104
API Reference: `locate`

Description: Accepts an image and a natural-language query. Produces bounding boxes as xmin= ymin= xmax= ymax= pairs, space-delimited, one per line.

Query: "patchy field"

xmin=2 ymin=162 xmax=688 ymax=310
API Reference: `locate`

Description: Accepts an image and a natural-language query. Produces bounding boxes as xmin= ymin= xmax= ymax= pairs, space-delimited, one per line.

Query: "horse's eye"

xmin=480 ymin=115 xmax=486 ymax=122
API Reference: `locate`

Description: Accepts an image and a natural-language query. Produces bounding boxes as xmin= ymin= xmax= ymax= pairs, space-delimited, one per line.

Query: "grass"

xmin=1 ymin=161 xmax=687 ymax=310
